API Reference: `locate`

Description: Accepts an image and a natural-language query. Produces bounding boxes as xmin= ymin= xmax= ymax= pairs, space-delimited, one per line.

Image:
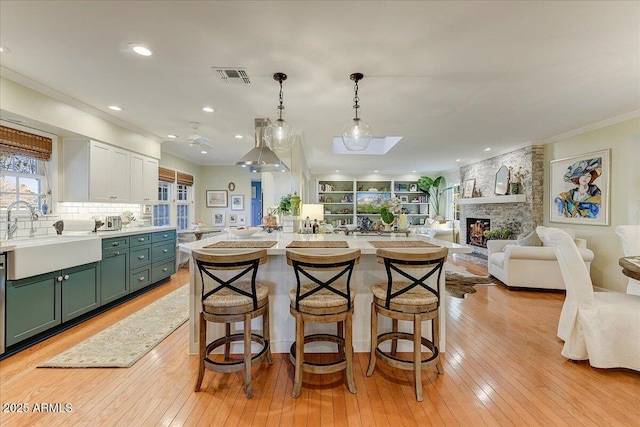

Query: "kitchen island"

xmin=180 ymin=231 xmax=472 ymax=355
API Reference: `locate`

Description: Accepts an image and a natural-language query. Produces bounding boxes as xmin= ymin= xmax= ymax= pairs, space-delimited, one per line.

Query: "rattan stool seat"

xmin=193 ymin=248 xmax=273 ymax=399
xmin=367 ymin=247 xmax=448 ymax=402
xmin=286 ymin=248 xmax=361 ymax=399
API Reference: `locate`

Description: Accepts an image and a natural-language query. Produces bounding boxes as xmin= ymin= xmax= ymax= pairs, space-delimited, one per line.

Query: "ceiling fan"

xmin=186 ymin=122 xmax=213 ymax=148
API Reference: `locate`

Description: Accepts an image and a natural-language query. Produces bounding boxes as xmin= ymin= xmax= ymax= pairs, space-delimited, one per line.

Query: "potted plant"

xmin=380 ymin=207 xmax=395 ymax=231
xmin=272 ymin=194 xmax=292 ymax=216
xmin=417 ymin=176 xmax=445 ymax=221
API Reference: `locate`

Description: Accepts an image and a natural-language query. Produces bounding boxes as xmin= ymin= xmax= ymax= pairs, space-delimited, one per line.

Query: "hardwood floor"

xmin=1 ymin=258 xmax=639 ymax=426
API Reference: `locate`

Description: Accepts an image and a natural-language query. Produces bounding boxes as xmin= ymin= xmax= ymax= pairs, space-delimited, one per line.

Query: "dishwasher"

xmin=1 ymin=253 xmax=5 ymax=355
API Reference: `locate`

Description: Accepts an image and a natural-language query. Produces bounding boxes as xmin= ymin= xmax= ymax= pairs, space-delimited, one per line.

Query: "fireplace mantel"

xmin=456 ymin=194 xmax=526 ymax=205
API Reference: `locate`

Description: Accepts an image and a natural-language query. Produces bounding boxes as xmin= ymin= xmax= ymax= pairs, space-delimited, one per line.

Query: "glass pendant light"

xmin=265 ymin=72 xmax=296 ymax=153
xmin=341 ymin=72 xmax=372 ymax=151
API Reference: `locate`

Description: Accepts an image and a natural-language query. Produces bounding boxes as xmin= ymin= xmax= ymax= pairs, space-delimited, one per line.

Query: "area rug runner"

xmin=39 ymin=285 xmax=189 ymax=368
xmin=204 ymin=241 xmax=277 ymax=248
xmin=368 ymin=240 xmax=439 ymax=248
xmin=286 ymin=241 xmax=349 ymax=248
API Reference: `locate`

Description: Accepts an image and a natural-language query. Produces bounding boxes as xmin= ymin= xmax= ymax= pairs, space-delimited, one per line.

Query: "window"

xmin=153 ymin=179 xmax=193 ymax=230
xmin=176 ymin=184 xmax=191 ymax=231
xmin=0 ymin=153 xmax=45 ymax=210
xmin=153 ymin=181 xmax=171 ymax=226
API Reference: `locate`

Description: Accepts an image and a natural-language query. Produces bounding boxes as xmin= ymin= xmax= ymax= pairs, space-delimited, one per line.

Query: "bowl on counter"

xmin=228 ymin=227 xmax=260 ymax=238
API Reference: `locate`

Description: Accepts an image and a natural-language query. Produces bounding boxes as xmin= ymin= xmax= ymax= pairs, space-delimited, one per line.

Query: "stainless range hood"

xmin=236 ymin=118 xmax=289 ymax=173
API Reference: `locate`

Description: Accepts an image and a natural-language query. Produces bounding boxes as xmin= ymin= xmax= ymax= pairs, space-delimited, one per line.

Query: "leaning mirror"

xmin=494 ymin=165 xmax=509 ymax=195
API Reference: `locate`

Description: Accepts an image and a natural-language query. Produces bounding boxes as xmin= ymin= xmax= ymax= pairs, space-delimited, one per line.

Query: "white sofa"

xmin=487 ymin=232 xmax=594 ymax=290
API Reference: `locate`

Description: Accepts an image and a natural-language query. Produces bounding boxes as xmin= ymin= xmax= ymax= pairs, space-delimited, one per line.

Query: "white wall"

xmin=544 ymin=116 xmax=640 ymax=292
xmin=1 ymin=77 xmax=160 ymax=159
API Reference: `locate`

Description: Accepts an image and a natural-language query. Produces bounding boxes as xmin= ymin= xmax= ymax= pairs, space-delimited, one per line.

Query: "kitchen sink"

xmin=5 ymin=235 xmax=102 ymax=280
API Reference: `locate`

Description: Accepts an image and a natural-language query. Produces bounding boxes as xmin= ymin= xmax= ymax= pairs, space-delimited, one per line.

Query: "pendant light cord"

xmin=278 ymin=78 xmax=285 ymax=120
xmin=353 ymin=79 xmax=360 ymax=119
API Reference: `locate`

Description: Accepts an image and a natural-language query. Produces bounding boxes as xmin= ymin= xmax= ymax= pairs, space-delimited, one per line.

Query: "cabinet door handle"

xmin=163 ymin=234 xmax=168 ymax=238
xmin=162 ymin=267 xmax=168 ymax=272
xmin=138 ymin=238 xmax=145 ymax=242
xmin=114 ymin=251 xmax=120 ymax=256
xmin=63 ymin=274 xmax=69 ymax=280
xmin=138 ymin=276 xmax=146 ymax=281
xmin=57 ymin=276 xmax=64 ymax=282
xmin=112 ymin=242 xmax=120 ymax=246
xmin=138 ymin=255 xmax=145 ymax=260
xmin=163 ymin=249 xmax=168 ymax=253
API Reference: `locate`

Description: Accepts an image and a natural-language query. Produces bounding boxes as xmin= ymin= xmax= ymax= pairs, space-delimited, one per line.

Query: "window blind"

xmin=0 ymin=125 xmax=53 ymax=161
xmin=177 ymin=172 xmax=194 ymax=186
xmin=158 ymin=167 xmax=176 ymax=183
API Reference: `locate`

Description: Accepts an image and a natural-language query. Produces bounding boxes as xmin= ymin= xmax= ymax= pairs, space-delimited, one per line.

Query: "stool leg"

xmin=345 ymin=310 xmax=357 ymax=394
xmin=244 ymin=313 xmax=252 ymax=398
xmin=264 ymin=300 xmax=273 ymax=365
xmin=366 ymin=302 xmax=377 ymax=376
xmin=391 ymin=319 xmax=399 ymax=356
xmin=434 ymin=312 xmax=443 ymax=374
xmin=194 ymin=312 xmax=206 ymax=392
xmin=337 ymin=320 xmax=345 ymax=359
xmin=414 ymin=314 xmax=423 ymax=402
xmin=224 ymin=323 xmax=231 ymax=360
xmin=292 ymin=313 xmax=304 ymax=398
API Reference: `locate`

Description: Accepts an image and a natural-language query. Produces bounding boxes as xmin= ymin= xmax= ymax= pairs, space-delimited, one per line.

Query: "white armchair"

xmin=615 ymin=225 xmax=640 ymax=295
xmin=537 ymin=226 xmax=640 ymax=371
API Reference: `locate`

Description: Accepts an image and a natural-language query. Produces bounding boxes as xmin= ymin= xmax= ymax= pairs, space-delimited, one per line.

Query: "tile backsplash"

xmin=1 ymin=203 xmax=143 ymax=239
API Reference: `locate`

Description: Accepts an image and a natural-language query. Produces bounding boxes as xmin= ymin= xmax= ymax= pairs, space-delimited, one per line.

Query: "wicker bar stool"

xmin=286 ymin=248 xmax=361 ymax=398
xmin=193 ymin=248 xmax=273 ymax=398
xmin=366 ymin=247 xmax=448 ymax=401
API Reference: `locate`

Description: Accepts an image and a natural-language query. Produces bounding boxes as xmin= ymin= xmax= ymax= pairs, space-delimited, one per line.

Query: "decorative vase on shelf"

xmin=510 ymin=183 xmax=520 ymax=194
xmin=398 ymin=214 xmax=408 ymax=230
xmin=41 ymin=202 xmax=48 ymax=215
xmin=381 ymin=219 xmax=395 ymax=232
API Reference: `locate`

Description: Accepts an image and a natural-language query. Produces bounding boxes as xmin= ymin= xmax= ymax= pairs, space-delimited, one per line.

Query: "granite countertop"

xmin=179 ymin=230 xmax=471 ymax=256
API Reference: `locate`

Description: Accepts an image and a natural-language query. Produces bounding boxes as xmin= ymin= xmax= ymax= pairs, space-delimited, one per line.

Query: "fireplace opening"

xmin=467 ymin=218 xmax=490 ymax=248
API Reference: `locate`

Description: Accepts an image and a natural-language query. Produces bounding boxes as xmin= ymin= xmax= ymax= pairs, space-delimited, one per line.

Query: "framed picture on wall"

xmin=206 ymin=190 xmax=227 ymax=208
xmin=229 ymin=213 xmax=238 ymax=225
xmin=212 ymin=209 xmax=226 ymax=226
xmin=231 ymin=195 xmax=244 ymax=211
xmin=549 ymin=149 xmax=610 ymax=226
xmin=238 ymin=215 xmax=246 ymax=226
xmin=463 ymin=179 xmax=475 ymax=198
xmin=409 ymin=183 xmax=418 ymax=192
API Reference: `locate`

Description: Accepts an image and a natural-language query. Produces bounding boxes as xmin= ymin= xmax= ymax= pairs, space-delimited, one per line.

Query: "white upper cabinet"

xmin=130 ymin=153 xmax=158 ymax=204
xmin=63 ymin=138 xmax=152 ymax=203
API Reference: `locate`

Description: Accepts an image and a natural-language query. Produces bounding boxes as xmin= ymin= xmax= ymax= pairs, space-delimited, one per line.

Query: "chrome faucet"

xmin=6 ymin=200 xmax=39 ymax=239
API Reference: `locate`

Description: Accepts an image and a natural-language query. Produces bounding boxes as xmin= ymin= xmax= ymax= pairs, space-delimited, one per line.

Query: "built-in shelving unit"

xmin=456 ymin=194 xmax=526 ymax=205
xmin=317 ymin=178 xmax=430 ymax=226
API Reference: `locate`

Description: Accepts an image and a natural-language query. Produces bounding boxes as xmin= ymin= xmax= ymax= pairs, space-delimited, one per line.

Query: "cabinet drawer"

xmin=130 ymin=246 xmax=151 ymax=269
xmin=152 ymin=230 xmax=176 ymax=243
xmin=152 ymin=258 xmax=176 ymax=282
xmin=102 ymin=236 xmax=129 ymax=251
xmin=152 ymin=241 xmax=175 ymax=262
xmin=130 ymin=266 xmax=151 ymax=292
xmin=130 ymin=233 xmax=151 ymax=247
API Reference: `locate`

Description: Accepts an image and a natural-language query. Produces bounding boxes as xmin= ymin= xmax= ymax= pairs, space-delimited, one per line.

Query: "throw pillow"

xmin=517 ymin=230 xmax=542 ymax=247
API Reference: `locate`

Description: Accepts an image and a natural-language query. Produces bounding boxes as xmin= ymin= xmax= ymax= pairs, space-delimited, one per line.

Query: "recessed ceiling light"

xmin=108 ymin=105 xmax=123 ymax=111
xmin=0 ymin=45 xmax=10 ymax=53
xmin=129 ymin=43 xmax=152 ymax=56
xmin=202 ymin=106 xmax=214 ymax=113
xmin=456 ymin=158 xmax=461 ymax=162
xmin=412 ymin=170 xmax=417 ymax=173
xmin=335 ymin=170 xmax=340 ymax=173
xmin=484 ymin=147 xmax=492 ymax=151
xmin=200 ymin=150 xmax=208 ymax=154
xmin=374 ymin=170 xmax=379 ymax=173
xmin=166 ymin=134 xmax=178 ymax=139
xmin=235 ymin=135 xmax=243 ymax=139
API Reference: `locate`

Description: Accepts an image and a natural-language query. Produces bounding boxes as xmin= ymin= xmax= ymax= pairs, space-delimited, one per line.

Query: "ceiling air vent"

xmin=213 ymin=68 xmax=251 ymax=84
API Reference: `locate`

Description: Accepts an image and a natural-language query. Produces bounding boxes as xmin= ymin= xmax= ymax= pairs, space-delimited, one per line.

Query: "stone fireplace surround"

xmin=458 ymin=145 xmax=544 ymax=256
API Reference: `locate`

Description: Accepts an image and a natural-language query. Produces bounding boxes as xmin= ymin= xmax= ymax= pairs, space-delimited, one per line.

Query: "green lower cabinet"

xmin=61 ymin=262 xmax=100 ymax=322
xmin=6 ymin=272 xmax=62 ymax=347
xmin=130 ymin=266 xmax=152 ymax=292
xmin=151 ymin=258 xmax=176 ymax=282
xmin=101 ymin=248 xmax=129 ymax=304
